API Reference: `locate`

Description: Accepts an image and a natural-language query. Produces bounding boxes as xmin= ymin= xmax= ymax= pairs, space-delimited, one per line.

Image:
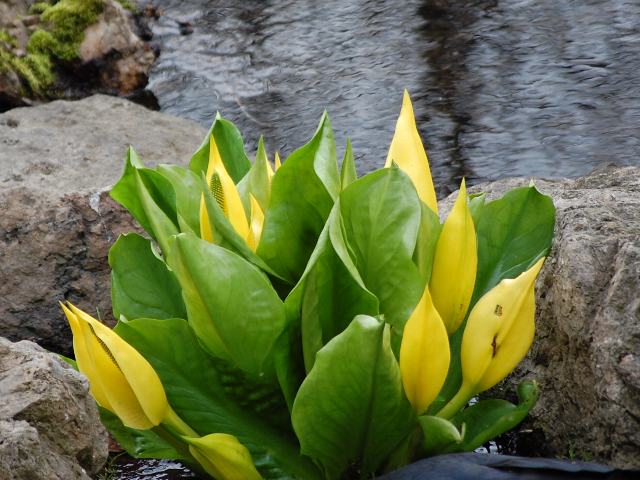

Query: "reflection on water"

xmin=147 ymin=0 xmax=640 ymax=193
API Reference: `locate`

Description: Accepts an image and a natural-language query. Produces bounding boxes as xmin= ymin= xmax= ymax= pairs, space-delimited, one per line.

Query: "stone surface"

xmin=0 ymin=95 xmax=206 ymax=355
xmin=0 ymin=336 xmax=108 ymax=479
xmin=79 ymin=0 xmax=156 ymax=93
xmin=443 ymin=166 xmax=640 ymax=469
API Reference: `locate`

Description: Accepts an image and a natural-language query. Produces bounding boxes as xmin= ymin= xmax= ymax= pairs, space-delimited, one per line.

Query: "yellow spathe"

xmin=400 ymin=287 xmax=450 ymax=415
xmin=429 ymin=179 xmax=477 ymax=335
xmin=200 ymin=136 xmax=250 ymax=242
xmin=185 ymin=433 xmax=262 ymax=480
xmin=274 ymin=151 xmax=282 ymax=171
xmin=247 ymin=194 xmax=265 ymax=252
xmin=385 ymin=90 xmax=438 ymax=214
xmin=61 ymin=303 xmax=168 ymax=430
xmin=461 ymin=257 xmax=545 ymax=392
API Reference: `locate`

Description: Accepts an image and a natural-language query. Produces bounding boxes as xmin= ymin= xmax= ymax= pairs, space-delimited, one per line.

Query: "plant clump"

xmin=59 ymin=92 xmax=556 ymax=480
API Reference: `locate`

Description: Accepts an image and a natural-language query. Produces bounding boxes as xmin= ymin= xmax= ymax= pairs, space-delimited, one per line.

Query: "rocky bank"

xmin=0 ymin=95 xmax=638 ymax=471
xmin=0 ymin=0 xmax=155 ymax=110
xmin=0 ymin=94 xmax=205 ymax=355
xmin=0 ymin=337 xmax=108 ymax=479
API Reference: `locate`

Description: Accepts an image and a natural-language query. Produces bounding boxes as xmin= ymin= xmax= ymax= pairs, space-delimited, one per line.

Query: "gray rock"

xmin=0 ymin=95 xmax=206 ymax=355
xmin=0 ymin=336 xmax=108 ymax=479
xmin=445 ymin=166 xmax=639 ymax=469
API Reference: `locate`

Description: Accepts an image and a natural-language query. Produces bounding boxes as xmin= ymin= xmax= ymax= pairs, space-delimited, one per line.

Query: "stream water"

xmin=145 ymin=0 xmax=640 ymax=194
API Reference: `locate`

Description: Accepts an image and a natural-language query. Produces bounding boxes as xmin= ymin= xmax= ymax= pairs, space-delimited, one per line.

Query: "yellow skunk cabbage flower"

xmin=184 ymin=434 xmax=262 ymax=480
xmin=436 ymin=258 xmax=545 ymax=418
xmin=400 ymin=287 xmax=451 ymax=415
xmin=199 ymin=136 xmax=266 ymax=252
xmin=461 ymin=257 xmax=545 ymax=392
xmin=274 ymin=151 xmax=282 ymax=171
xmin=200 ymin=135 xmax=250 ymax=242
xmin=429 ymin=179 xmax=477 ymax=335
xmin=385 ymin=90 xmax=438 ymax=214
xmin=61 ymin=302 xmax=168 ymax=430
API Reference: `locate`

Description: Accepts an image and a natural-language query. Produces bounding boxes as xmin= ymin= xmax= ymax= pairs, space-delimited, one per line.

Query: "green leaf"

xmin=473 ymin=186 xmax=555 ymax=301
xmin=155 ymin=164 xmax=202 ymax=234
xmin=109 ymin=233 xmax=186 ymax=321
xmin=257 ymin=112 xmax=340 ymax=284
xmin=99 ymin=408 xmax=186 ymax=460
xmin=417 ymin=416 xmax=462 ymax=455
xmin=413 ymin=202 xmax=442 ymax=284
xmin=189 ymin=114 xmax=251 ymax=184
xmin=115 ymin=318 xmax=320 ymax=480
xmin=448 ymin=381 xmax=539 ymax=452
xmin=286 ymin=206 xmax=379 ymax=371
xmin=339 ymin=168 xmax=424 ymax=348
xmin=291 ymin=316 xmax=415 ymax=480
xmin=340 ymin=138 xmax=357 ymax=189
xmin=237 ymin=135 xmax=272 ymax=213
xmin=110 ymin=148 xmax=180 ymax=254
xmin=165 ymin=233 xmax=286 ymax=377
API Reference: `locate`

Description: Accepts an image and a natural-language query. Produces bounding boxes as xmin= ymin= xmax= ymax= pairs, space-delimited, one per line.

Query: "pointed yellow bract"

xmin=429 ymin=179 xmax=477 ymax=335
xmin=200 ymin=136 xmax=250 ymax=242
xmin=274 ymin=151 xmax=281 ymax=171
xmin=400 ymin=287 xmax=451 ymax=415
xmin=61 ymin=303 xmax=168 ymax=430
xmin=184 ymin=434 xmax=262 ymax=480
xmin=461 ymin=257 xmax=545 ymax=393
xmin=385 ymin=90 xmax=438 ymax=214
xmin=247 ymin=194 xmax=264 ymax=252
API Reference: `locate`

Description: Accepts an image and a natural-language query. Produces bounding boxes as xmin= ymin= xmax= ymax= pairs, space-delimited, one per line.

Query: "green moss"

xmin=28 ymin=0 xmax=104 ymax=61
xmin=116 ymin=0 xmax=138 ymax=12
xmin=0 ymin=29 xmax=18 ymax=48
xmin=0 ymin=44 xmax=54 ymax=94
xmin=29 ymin=2 xmax=52 ymax=15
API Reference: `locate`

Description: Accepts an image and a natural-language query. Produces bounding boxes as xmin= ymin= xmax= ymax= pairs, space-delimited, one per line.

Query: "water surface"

xmin=146 ymin=0 xmax=640 ymax=193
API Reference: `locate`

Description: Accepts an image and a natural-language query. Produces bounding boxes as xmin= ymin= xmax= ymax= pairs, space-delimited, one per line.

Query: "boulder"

xmin=0 ymin=336 xmax=108 ymax=479
xmin=449 ymin=166 xmax=639 ymax=469
xmin=0 ymin=94 xmax=206 ymax=355
xmin=78 ymin=0 xmax=156 ymax=93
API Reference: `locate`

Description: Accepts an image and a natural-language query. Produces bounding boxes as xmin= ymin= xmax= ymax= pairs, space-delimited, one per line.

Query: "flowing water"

xmin=145 ymin=0 xmax=640 ymax=194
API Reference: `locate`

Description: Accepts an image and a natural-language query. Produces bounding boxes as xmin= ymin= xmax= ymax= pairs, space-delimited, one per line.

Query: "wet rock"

xmin=0 ymin=336 xmax=108 ymax=479
xmin=0 ymin=94 xmax=206 ymax=355
xmin=448 ymin=166 xmax=640 ymax=469
xmin=79 ymin=0 xmax=156 ymax=93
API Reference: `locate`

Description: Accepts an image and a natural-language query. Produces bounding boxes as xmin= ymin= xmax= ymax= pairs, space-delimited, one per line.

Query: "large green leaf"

xmin=155 ymin=164 xmax=202 ymax=234
xmin=448 ymin=381 xmax=539 ymax=452
xmin=165 ymin=233 xmax=286 ymax=377
xmin=339 ymin=168 xmax=424 ymax=347
xmin=473 ymin=185 xmax=555 ymax=301
xmin=115 ymin=318 xmax=321 ymax=480
xmin=286 ymin=206 xmax=379 ymax=371
xmin=109 ymin=233 xmax=186 ymax=321
xmin=189 ymin=114 xmax=251 ymax=184
xmin=110 ymin=148 xmax=180 ymax=254
xmin=291 ymin=316 xmax=415 ymax=480
xmin=257 ymin=113 xmax=340 ymax=284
